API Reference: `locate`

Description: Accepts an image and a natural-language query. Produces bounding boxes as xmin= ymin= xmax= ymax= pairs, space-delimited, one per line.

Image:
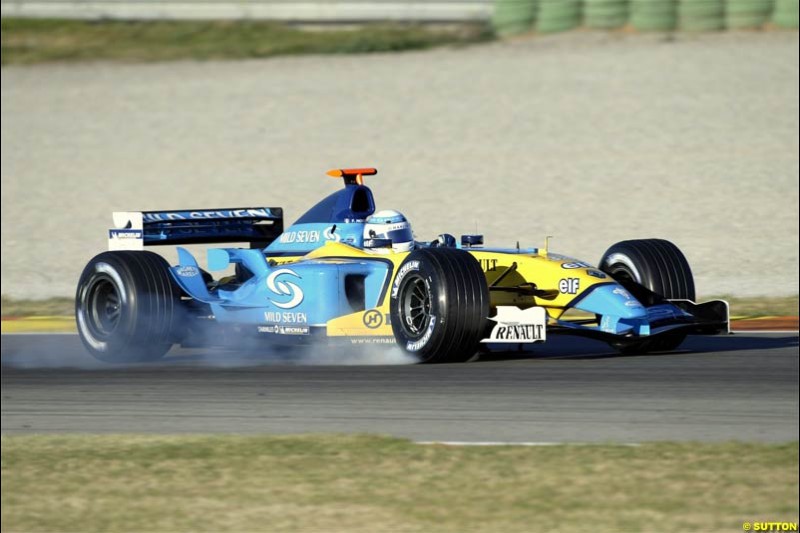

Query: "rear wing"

xmin=108 ymin=208 xmax=283 ymax=251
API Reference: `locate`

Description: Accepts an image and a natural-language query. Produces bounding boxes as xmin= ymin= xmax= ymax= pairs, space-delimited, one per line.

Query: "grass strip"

xmin=1 ymin=295 xmax=74 ymax=317
xmin=1 ymin=19 xmax=491 ymax=65
xmin=2 ymin=434 xmax=797 ymax=532
xmin=710 ymin=294 xmax=799 ymax=318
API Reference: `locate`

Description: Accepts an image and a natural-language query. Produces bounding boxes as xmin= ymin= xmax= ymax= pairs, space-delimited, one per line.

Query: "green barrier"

xmin=493 ymin=0 xmax=800 ymax=35
xmin=584 ymin=0 xmax=629 ymax=28
xmin=678 ymin=0 xmax=725 ymax=30
xmin=492 ymin=0 xmax=538 ymax=35
xmin=630 ymin=0 xmax=678 ymax=30
xmin=725 ymin=0 xmax=773 ymax=28
xmin=772 ymin=0 xmax=799 ymax=27
xmin=536 ymin=0 xmax=582 ymax=32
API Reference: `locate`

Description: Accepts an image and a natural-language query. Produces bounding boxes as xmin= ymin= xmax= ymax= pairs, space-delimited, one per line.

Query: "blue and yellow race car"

xmin=76 ymin=167 xmax=729 ymax=363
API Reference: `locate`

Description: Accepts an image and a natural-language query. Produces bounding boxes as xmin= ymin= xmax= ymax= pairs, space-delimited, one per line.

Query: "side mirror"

xmin=433 ymin=233 xmax=457 ymax=248
xmin=461 ymin=234 xmax=484 ymax=247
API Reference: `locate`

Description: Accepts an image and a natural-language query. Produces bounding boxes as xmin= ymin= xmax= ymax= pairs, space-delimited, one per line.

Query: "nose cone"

xmin=573 ymin=283 xmax=647 ymax=319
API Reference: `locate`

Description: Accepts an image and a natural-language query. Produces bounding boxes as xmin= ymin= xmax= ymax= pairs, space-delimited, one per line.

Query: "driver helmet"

xmin=363 ymin=210 xmax=414 ymax=252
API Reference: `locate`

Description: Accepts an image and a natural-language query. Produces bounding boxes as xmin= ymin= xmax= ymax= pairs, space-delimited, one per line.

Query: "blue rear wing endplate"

xmin=108 ymin=208 xmax=283 ymax=250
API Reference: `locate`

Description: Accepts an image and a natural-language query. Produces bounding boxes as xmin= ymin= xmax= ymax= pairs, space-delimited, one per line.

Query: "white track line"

xmin=416 ymin=441 xmax=641 ymax=447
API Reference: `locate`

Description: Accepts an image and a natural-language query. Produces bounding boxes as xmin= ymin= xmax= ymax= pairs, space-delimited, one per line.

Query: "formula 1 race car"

xmin=76 ymin=167 xmax=729 ymax=363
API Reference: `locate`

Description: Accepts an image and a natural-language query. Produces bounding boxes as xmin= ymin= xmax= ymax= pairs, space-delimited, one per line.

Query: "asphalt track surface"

xmin=2 ymin=332 xmax=797 ymax=442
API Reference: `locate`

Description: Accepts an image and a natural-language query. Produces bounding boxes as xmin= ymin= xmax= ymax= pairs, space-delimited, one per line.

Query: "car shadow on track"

xmin=2 ymin=332 xmax=796 ymax=369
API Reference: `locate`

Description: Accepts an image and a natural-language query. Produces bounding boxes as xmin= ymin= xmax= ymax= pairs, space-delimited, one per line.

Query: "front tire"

xmin=76 ymin=251 xmax=183 ymax=363
xmin=599 ymin=239 xmax=694 ymax=354
xmin=390 ymin=248 xmax=489 ymax=363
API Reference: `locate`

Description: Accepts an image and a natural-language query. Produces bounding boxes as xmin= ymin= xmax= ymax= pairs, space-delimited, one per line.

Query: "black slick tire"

xmin=389 ymin=248 xmax=489 ymax=363
xmin=75 ymin=251 xmax=183 ymax=363
xmin=599 ymin=239 xmax=695 ymax=354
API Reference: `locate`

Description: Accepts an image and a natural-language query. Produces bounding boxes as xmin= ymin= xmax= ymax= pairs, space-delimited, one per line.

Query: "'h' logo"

xmin=363 ymin=309 xmax=384 ymax=329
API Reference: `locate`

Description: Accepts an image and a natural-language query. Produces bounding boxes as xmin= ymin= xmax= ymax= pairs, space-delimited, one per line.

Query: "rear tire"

xmin=76 ymin=251 xmax=184 ymax=363
xmin=599 ymin=239 xmax=694 ymax=354
xmin=389 ymin=248 xmax=489 ymax=363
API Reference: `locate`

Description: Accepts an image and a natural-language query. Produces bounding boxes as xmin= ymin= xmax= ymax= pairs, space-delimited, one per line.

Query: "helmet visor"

xmin=382 ymin=227 xmax=413 ymax=244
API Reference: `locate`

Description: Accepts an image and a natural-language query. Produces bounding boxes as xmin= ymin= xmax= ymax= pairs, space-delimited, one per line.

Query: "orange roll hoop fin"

xmin=326 ymin=168 xmax=378 ymax=178
xmin=326 ymin=167 xmax=377 ymax=185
